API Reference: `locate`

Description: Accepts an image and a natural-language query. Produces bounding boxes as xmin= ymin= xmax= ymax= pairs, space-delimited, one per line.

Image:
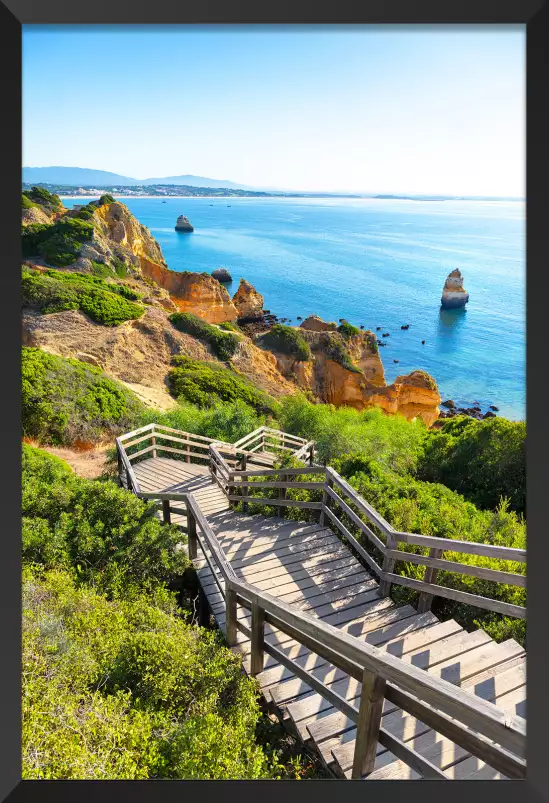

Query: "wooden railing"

xmin=177 ymin=490 xmax=526 ymax=780
xmin=210 ymin=450 xmax=526 ymax=621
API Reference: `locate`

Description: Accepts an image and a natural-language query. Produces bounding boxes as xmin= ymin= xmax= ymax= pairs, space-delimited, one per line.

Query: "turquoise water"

xmin=64 ymin=196 xmax=526 ymax=420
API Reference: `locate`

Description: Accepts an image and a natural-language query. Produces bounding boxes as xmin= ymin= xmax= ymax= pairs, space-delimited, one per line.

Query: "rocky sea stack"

xmin=441 ymin=269 xmax=469 ymax=309
xmin=175 ymin=215 xmax=194 ymax=232
xmin=232 ymin=279 xmax=264 ymax=321
xmin=211 ymin=267 xmax=232 ymax=283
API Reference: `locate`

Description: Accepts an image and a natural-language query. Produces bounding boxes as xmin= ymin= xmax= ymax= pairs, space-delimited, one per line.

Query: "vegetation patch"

xmin=169 ymin=312 xmax=240 ymax=361
xmin=98 ymin=194 xmax=116 ymax=205
xmin=261 ymin=324 xmax=311 ymax=361
xmin=22 ymin=267 xmax=143 ymax=325
xmin=337 ymin=321 xmax=361 ymax=338
xmin=322 ymin=333 xmax=361 ymax=372
xmin=419 ymin=416 xmax=526 ymax=514
xmin=22 ymin=217 xmax=95 ymax=267
xmin=167 ymin=356 xmax=278 ymax=415
xmin=22 ymin=348 xmax=144 ymax=445
xmin=23 ymin=186 xmax=63 ymax=214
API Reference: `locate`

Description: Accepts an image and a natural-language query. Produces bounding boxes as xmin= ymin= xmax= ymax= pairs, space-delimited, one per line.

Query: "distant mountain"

xmin=23 ymin=166 xmax=139 ymax=186
xmin=22 ymin=166 xmax=251 ymax=190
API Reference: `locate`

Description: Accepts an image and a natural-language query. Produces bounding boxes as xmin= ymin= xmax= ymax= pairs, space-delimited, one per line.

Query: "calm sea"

xmin=63 ymin=196 xmax=526 ymax=421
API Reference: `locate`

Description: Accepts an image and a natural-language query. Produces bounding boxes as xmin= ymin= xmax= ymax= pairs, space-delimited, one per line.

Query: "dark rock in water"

xmin=211 ymin=267 xmax=232 ymax=283
xmin=490 ymin=405 xmax=499 ymax=411
xmin=441 ymin=399 xmax=456 ymax=409
xmin=441 ymin=269 xmax=469 ymax=309
xmin=382 ymin=332 xmax=390 ymax=337
xmin=483 ymin=411 xmax=496 ymax=419
xmin=421 ymin=340 xmax=426 ymax=345
xmin=401 ymin=324 xmax=410 ymax=330
xmin=376 ymin=326 xmax=381 ymax=331
xmin=393 ymin=359 xmax=399 ymax=363
xmin=175 ymin=215 xmax=194 ymax=232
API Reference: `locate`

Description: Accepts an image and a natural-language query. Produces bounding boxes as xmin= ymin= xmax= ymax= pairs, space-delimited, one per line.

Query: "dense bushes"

xmin=22 ymin=444 xmax=188 ymax=596
xmin=23 ymin=186 xmax=63 ymax=213
xmin=169 ymin=312 xmax=239 ymax=361
xmin=419 ymin=416 xmax=526 ymax=514
xmin=22 ymin=217 xmax=95 ymax=267
xmin=261 ymin=324 xmax=311 ymax=361
xmin=337 ymin=321 xmax=361 ymax=338
xmin=142 ymin=399 xmax=266 ymax=445
xmin=167 ymin=356 xmax=278 ymax=415
xmin=22 ymin=267 xmax=144 ymax=325
xmin=278 ymin=393 xmax=426 ymax=472
xmin=22 ymin=348 xmax=144 ymax=445
xmin=21 ymin=446 xmax=306 ymax=779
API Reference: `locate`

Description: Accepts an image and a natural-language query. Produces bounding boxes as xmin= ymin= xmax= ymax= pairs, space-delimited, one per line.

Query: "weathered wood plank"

xmin=386 ymin=548 xmax=526 ymax=589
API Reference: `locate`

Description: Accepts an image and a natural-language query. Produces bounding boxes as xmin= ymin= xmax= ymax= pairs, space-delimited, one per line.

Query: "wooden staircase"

xmin=117 ymin=423 xmax=526 ymax=781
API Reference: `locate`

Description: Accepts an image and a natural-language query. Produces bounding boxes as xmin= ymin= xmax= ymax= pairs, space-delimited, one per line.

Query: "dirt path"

xmin=32 ymin=442 xmax=113 ymax=479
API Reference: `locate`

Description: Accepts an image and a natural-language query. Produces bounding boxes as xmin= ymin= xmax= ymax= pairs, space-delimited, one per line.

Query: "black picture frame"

xmin=1 ymin=3 xmax=547 ymax=803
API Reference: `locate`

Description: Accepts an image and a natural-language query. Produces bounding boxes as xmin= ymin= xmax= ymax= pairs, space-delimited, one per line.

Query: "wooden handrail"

xmin=180 ymin=488 xmax=526 ymax=780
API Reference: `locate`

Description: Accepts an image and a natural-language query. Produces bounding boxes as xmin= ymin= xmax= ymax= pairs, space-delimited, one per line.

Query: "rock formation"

xmin=93 ymin=200 xmax=167 ymax=279
xmin=300 ymin=315 xmax=338 ymax=332
xmin=143 ymin=268 xmax=239 ymax=324
xmin=232 ymin=279 xmax=264 ymax=321
xmin=22 ymin=204 xmax=55 ymax=227
xmin=175 ymin=215 xmax=194 ymax=232
xmin=441 ymin=269 xmax=469 ymax=309
xmin=212 ymin=268 xmax=232 ymax=283
xmin=259 ymin=317 xmax=440 ymax=426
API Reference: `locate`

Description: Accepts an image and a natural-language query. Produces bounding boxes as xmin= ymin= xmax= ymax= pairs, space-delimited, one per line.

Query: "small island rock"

xmin=211 ymin=267 xmax=232 ymax=283
xmin=232 ymin=278 xmax=264 ymax=321
xmin=441 ymin=269 xmax=469 ymax=309
xmin=175 ymin=215 xmax=194 ymax=232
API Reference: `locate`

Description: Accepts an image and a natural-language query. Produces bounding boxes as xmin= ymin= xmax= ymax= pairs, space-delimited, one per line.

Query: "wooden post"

xmin=186 ymin=432 xmax=190 ymax=463
xmin=250 ymin=601 xmax=265 ymax=676
xmin=379 ymin=531 xmax=397 ymax=597
xmin=225 ymin=585 xmax=237 ymax=647
xmin=309 ymin=443 xmax=315 ymax=466
xmin=417 ymin=547 xmax=443 ymax=613
xmin=278 ymin=472 xmax=286 ymax=519
xmin=351 ymin=669 xmax=386 ymax=779
xmin=187 ymin=507 xmax=198 ymax=560
xmin=151 ymin=434 xmax=157 ymax=459
xmin=319 ymin=476 xmax=332 ymax=527
xmin=117 ymin=446 xmax=123 ymax=487
xmin=162 ymin=500 xmax=171 ymax=524
xmin=241 ymin=454 xmax=248 ymax=513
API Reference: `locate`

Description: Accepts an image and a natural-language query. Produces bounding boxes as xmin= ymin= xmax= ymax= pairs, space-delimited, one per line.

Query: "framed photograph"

xmin=1 ymin=1 xmax=547 ymax=800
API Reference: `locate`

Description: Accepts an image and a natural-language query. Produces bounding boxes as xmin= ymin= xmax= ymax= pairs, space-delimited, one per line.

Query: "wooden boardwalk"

xmin=132 ymin=456 xmax=526 ymax=781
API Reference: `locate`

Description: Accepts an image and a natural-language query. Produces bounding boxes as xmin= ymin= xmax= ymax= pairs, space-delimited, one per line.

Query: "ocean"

xmin=63 ymin=195 xmax=526 ymax=421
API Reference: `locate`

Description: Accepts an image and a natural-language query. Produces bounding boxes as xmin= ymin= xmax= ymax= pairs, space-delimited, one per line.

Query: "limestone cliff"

xmin=441 ymin=269 xmax=469 ymax=309
xmin=232 ymin=279 xmax=264 ymax=320
xmin=259 ymin=317 xmax=440 ymax=426
xmin=144 ymin=268 xmax=238 ymax=323
xmin=93 ymin=201 xmax=167 ymax=277
xmin=300 ymin=315 xmax=338 ymax=332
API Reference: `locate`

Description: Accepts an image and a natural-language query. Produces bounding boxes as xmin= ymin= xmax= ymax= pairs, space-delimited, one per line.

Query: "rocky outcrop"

xmin=212 ymin=268 xmax=232 ymax=283
xmin=260 ymin=320 xmax=440 ymax=426
xmin=144 ymin=267 xmax=238 ymax=323
xmin=175 ymin=215 xmax=194 ymax=232
xmin=441 ymin=269 xmax=469 ymax=309
xmin=22 ymin=205 xmax=55 ymax=227
xmin=232 ymin=279 xmax=264 ymax=321
xmin=300 ymin=315 xmax=337 ymax=332
xmin=93 ymin=200 xmax=167 ymax=279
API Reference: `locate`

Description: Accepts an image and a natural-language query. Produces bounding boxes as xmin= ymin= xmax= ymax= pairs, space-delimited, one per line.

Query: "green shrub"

xmin=98 ymin=194 xmax=115 ymax=205
xmin=261 ymin=324 xmax=311 ymax=361
xmin=167 ymin=356 xmax=278 ymax=415
xmin=22 ymin=348 xmax=144 ymax=445
xmin=169 ymin=313 xmax=240 ymax=361
xmin=219 ymin=321 xmax=241 ymax=332
xmin=22 ymin=194 xmax=39 ymax=210
xmin=419 ymin=416 xmax=526 ymax=514
xmin=337 ymin=321 xmax=361 ymax=338
xmin=22 ymin=268 xmax=144 ymax=325
xmin=323 ymin=333 xmax=360 ymax=372
xmin=22 ymin=567 xmax=278 ymax=779
xmin=23 ymin=186 xmax=63 ymax=212
xmin=278 ymin=393 xmax=426 ymax=472
xmin=142 ymin=399 xmax=266 ymax=445
xmin=22 ymin=217 xmax=95 ymax=267
xmin=22 ymin=444 xmax=188 ymax=594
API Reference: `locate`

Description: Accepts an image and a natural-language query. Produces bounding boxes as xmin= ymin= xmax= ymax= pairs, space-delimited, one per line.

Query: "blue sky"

xmin=23 ymin=25 xmax=525 ymax=195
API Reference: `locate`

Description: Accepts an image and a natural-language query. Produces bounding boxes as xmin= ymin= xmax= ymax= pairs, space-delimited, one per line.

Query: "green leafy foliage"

xmin=261 ymin=324 xmax=311 ymax=361
xmin=167 ymin=356 xmax=278 ymax=415
xmin=419 ymin=416 xmax=526 ymax=514
xmin=323 ymin=333 xmax=361 ymax=372
xmin=278 ymin=393 xmax=426 ymax=472
xmin=22 ymin=348 xmax=144 ymax=445
xmin=22 ymin=444 xmax=189 ymax=595
xmin=22 ymin=217 xmax=95 ymax=267
xmin=22 ymin=267 xmax=144 ymax=325
xmin=337 ymin=321 xmax=361 ymax=338
xmin=169 ymin=312 xmax=239 ymax=361
xmin=22 ymin=194 xmax=39 ymax=210
xmin=98 ymin=194 xmax=116 ymax=205
xmin=218 ymin=320 xmax=241 ymax=332
xmin=22 ymin=567 xmax=278 ymax=779
xmin=23 ymin=186 xmax=63 ymax=213
xmin=142 ymin=399 xmax=266 ymax=445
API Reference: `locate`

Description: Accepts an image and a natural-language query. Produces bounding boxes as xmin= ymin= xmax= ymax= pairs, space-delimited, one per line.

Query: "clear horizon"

xmin=23 ymin=25 xmax=525 ymax=196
